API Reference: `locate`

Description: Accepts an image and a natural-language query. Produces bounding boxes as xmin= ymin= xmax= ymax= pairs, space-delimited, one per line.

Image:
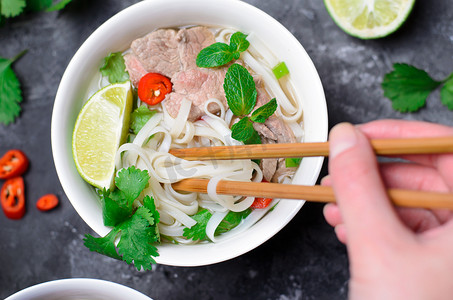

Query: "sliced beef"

xmin=124 ymin=53 xmax=148 ymax=87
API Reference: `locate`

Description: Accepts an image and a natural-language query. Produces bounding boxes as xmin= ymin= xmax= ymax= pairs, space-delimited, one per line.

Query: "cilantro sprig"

xmin=130 ymin=105 xmax=157 ymax=134
xmin=84 ymin=166 xmax=161 ymax=270
xmin=1 ymin=0 xmax=72 ymax=21
xmin=0 ymin=50 xmax=27 ymax=125
xmin=196 ymin=32 xmax=249 ymax=68
xmin=100 ymin=52 xmax=130 ymax=84
xmin=183 ymin=208 xmax=251 ymax=241
xmin=382 ymin=63 xmax=453 ymax=112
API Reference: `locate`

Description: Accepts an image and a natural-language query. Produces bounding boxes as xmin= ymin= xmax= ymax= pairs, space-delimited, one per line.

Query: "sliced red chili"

xmin=0 ymin=150 xmax=29 ymax=180
xmin=1 ymin=177 xmax=25 ymax=220
xmin=251 ymin=197 xmax=272 ymax=209
xmin=36 ymin=194 xmax=59 ymax=211
xmin=137 ymin=73 xmax=173 ymax=106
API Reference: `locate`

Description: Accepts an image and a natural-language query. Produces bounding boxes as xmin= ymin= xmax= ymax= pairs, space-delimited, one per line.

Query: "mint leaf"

xmin=224 ymin=63 xmax=257 ymax=116
xmin=130 ymin=105 xmax=157 ymax=134
xmin=382 ymin=63 xmax=442 ymax=112
xmin=231 ymin=117 xmax=256 ymax=142
xmin=285 ymin=157 xmax=302 ymax=168
xmin=100 ymin=52 xmax=129 ymax=84
xmin=244 ymin=130 xmax=262 ymax=145
xmin=196 ymin=43 xmax=234 ymax=68
xmin=46 ymin=0 xmax=72 ymax=11
xmin=115 ymin=166 xmax=150 ymax=202
xmin=117 ymin=207 xmax=159 ymax=270
xmin=229 ymin=32 xmax=249 ymax=55
xmin=440 ymin=74 xmax=453 ymax=110
xmin=0 ymin=51 xmax=26 ymax=125
xmin=1 ymin=0 xmax=26 ymax=17
xmin=183 ymin=209 xmax=212 ymax=241
xmin=83 ymin=228 xmax=122 ymax=260
xmin=215 ymin=209 xmax=251 ymax=235
xmin=251 ymin=98 xmax=277 ymax=123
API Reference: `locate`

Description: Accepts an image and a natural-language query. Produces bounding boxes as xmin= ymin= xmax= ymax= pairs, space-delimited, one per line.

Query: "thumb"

xmin=328 ymin=123 xmax=406 ymax=246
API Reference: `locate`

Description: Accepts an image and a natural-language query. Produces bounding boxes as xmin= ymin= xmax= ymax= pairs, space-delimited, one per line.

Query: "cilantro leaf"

xmin=100 ymin=52 xmax=129 ymax=84
xmin=224 ymin=63 xmax=257 ymax=116
xmin=83 ymin=228 xmax=122 ymax=260
xmin=285 ymin=157 xmax=302 ymax=168
xmin=1 ymin=0 xmax=26 ymax=17
xmin=250 ymin=98 xmax=277 ymax=123
xmin=196 ymin=43 xmax=234 ymax=68
xmin=215 ymin=209 xmax=251 ymax=235
xmin=117 ymin=207 xmax=159 ymax=270
xmin=115 ymin=166 xmax=150 ymax=202
xmin=229 ymin=32 xmax=249 ymax=56
xmin=440 ymin=74 xmax=453 ymax=110
xmin=231 ymin=117 xmax=256 ymax=142
xmin=130 ymin=105 xmax=157 ymax=134
xmin=101 ymin=188 xmax=131 ymax=226
xmin=26 ymin=0 xmax=52 ymax=11
xmin=46 ymin=0 xmax=72 ymax=11
xmin=382 ymin=63 xmax=442 ymax=112
xmin=0 ymin=51 xmax=26 ymax=125
xmin=183 ymin=209 xmax=212 ymax=241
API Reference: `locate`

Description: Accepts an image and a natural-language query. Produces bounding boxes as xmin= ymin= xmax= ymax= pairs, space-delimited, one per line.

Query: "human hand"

xmin=322 ymin=119 xmax=453 ymax=300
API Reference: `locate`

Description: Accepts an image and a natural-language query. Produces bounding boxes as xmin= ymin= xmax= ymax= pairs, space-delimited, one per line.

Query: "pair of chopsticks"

xmin=169 ymin=137 xmax=453 ymax=210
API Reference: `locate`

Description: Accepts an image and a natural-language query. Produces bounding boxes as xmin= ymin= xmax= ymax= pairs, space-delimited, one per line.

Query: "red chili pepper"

xmin=36 ymin=194 xmax=59 ymax=211
xmin=138 ymin=73 xmax=173 ymax=105
xmin=251 ymin=197 xmax=272 ymax=209
xmin=0 ymin=150 xmax=29 ymax=180
xmin=1 ymin=177 xmax=25 ymax=220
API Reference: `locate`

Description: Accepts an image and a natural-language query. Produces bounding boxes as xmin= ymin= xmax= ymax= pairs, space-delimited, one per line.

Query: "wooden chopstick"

xmin=172 ymin=178 xmax=453 ymax=210
xmin=168 ymin=137 xmax=453 ymax=160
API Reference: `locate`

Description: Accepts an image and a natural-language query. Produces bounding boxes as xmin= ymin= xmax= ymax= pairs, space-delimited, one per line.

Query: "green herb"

xmin=272 ymin=62 xmax=289 ymax=79
xmin=0 ymin=50 xmax=26 ymax=125
xmin=1 ymin=0 xmax=72 ymax=20
xmin=130 ymin=106 xmax=157 ymax=134
xmin=382 ymin=63 xmax=453 ymax=112
xmin=99 ymin=52 xmax=129 ymax=84
xmin=285 ymin=157 xmax=302 ymax=168
xmin=183 ymin=208 xmax=252 ymax=241
xmin=84 ymin=166 xmax=160 ymax=270
xmin=196 ymin=31 xmax=249 ymax=68
xmin=250 ymin=98 xmax=277 ymax=123
xmin=224 ymin=63 xmax=257 ymax=116
xmin=244 ymin=130 xmax=262 ymax=145
xmin=231 ymin=117 xmax=255 ymax=142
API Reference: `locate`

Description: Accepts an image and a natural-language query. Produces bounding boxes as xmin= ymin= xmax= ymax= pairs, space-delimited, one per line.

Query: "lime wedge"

xmin=72 ymin=81 xmax=133 ymax=189
xmin=324 ymin=0 xmax=415 ymax=39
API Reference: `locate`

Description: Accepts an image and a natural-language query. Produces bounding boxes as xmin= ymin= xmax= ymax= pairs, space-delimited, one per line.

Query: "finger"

xmin=320 ymin=175 xmax=332 ymax=186
xmin=358 ymin=119 xmax=453 ymax=189
xmin=328 ymin=123 xmax=406 ymax=246
xmin=323 ymin=203 xmax=343 ymax=227
xmin=335 ymin=224 xmax=347 ymax=244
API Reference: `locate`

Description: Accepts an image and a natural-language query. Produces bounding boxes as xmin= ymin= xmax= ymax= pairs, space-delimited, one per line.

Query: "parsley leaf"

xmin=250 ymin=98 xmax=277 ymax=123
xmin=440 ymin=74 xmax=453 ymax=110
xmin=0 ymin=50 xmax=26 ymax=125
xmin=382 ymin=63 xmax=442 ymax=112
xmin=182 ymin=209 xmax=252 ymax=241
xmin=196 ymin=31 xmax=249 ymax=68
xmin=231 ymin=117 xmax=256 ymax=142
xmin=115 ymin=166 xmax=150 ymax=203
xmin=100 ymin=52 xmax=129 ymax=84
xmin=224 ymin=63 xmax=257 ymax=116
xmin=130 ymin=105 xmax=157 ymax=134
xmin=1 ymin=0 xmax=26 ymax=17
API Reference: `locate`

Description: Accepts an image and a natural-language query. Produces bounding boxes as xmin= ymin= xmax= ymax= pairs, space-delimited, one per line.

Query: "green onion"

xmin=285 ymin=157 xmax=302 ymax=168
xmin=272 ymin=62 xmax=290 ymax=79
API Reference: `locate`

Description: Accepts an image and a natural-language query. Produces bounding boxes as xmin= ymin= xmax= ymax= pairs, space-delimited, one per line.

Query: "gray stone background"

xmin=1 ymin=0 xmax=452 ymax=299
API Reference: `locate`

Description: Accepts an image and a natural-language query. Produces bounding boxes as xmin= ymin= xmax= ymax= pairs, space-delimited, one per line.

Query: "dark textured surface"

xmin=1 ymin=1 xmax=452 ymax=299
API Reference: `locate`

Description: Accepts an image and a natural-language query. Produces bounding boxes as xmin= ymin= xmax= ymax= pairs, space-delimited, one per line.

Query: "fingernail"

xmin=329 ymin=123 xmax=358 ymax=159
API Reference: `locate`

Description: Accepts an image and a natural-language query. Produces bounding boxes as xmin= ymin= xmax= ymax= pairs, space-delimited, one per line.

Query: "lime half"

xmin=324 ymin=0 xmax=415 ymax=39
xmin=72 ymin=81 xmax=133 ymax=189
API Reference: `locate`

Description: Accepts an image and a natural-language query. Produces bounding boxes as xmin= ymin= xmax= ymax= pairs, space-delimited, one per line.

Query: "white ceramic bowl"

xmin=5 ymin=278 xmax=152 ymax=300
xmin=51 ymin=0 xmax=328 ymax=266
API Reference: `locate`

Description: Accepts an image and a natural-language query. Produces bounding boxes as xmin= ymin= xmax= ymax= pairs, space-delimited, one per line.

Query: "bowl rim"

xmin=51 ymin=0 xmax=328 ymax=267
